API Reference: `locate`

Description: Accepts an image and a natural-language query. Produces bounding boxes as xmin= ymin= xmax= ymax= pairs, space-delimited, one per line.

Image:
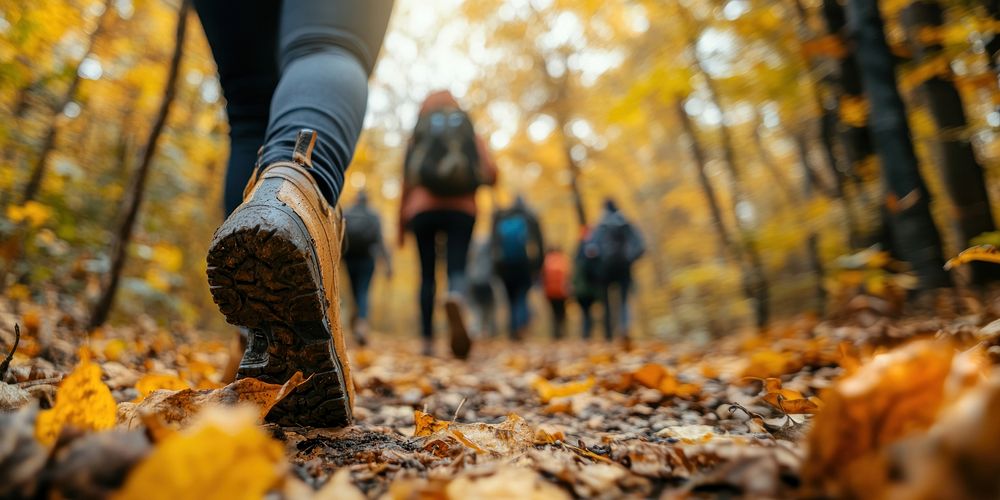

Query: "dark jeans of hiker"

xmin=499 ymin=268 xmax=533 ymax=339
xmin=577 ymin=296 xmax=595 ymax=339
xmin=601 ymin=272 xmax=633 ymax=340
xmin=194 ymin=0 xmax=394 ymax=214
xmin=548 ymin=297 xmax=566 ymax=339
xmin=344 ymin=255 xmax=375 ymax=320
xmin=409 ymin=211 xmax=475 ymax=340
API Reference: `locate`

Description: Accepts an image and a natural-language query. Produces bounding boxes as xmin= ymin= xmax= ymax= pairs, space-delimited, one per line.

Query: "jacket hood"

xmin=419 ymin=90 xmax=461 ymax=115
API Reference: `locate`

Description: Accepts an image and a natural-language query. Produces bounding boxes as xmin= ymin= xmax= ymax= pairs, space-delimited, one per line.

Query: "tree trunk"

xmin=20 ymin=0 xmax=114 ymax=203
xmin=847 ymin=0 xmax=951 ymax=290
xmin=675 ymin=99 xmax=769 ymax=327
xmin=695 ymin=59 xmax=770 ymax=328
xmin=796 ymin=132 xmax=828 ymax=314
xmin=823 ymin=0 xmax=876 ymax=182
xmin=901 ymin=0 xmax=999 ymax=285
xmin=89 ymin=0 xmax=191 ymax=329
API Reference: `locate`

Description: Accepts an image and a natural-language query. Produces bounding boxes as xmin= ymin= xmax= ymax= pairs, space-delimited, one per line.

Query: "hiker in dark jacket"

xmin=591 ymin=199 xmax=645 ymax=341
xmin=572 ymin=226 xmax=601 ymax=340
xmin=492 ymin=196 xmax=544 ymax=340
xmin=342 ymin=191 xmax=391 ymax=346
xmin=399 ymin=90 xmax=497 ymax=358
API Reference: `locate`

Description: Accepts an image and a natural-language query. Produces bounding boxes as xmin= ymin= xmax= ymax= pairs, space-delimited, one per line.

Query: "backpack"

xmin=495 ymin=213 xmax=530 ymax=266
xmin=343 ymin=206 xmax=380 ymax=259
xmin=406 ymin=108 xmax=481 ymax=196
xmin=598 ymin=218 xmax=641 ymax=278
xmin=542 ymin=252 xmax=570 ymax=300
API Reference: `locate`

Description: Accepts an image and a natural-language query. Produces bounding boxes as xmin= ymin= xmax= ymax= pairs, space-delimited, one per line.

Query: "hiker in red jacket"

xmin=542 ymin=246 xmax=571 ymax=339
xmin=399 ymin=90 xmax=497 ymax=358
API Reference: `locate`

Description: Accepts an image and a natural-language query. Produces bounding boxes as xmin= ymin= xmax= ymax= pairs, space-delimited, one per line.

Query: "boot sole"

xmin=207 ymin=203 xmax=351 ymax=427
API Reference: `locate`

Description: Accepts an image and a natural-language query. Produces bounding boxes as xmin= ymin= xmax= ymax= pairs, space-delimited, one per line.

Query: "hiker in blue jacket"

xmin=491 ymin=196 xmax=544 ymax=340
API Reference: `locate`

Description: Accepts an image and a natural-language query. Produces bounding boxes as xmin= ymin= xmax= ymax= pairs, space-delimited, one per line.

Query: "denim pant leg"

xmin=193 ymin=0 xmax=280 ymax=215
xmin=345 ymin=256 xmax=375 ymax=319
xmin=262 ymin=0 xmax=395 ymax=205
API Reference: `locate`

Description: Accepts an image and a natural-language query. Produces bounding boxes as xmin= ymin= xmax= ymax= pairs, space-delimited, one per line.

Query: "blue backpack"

xmin=496 ymin=214 xmax=530 ymax=265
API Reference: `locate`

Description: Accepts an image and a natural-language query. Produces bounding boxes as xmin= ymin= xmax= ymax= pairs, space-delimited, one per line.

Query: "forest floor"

xmin=2 ymin=296 xmax=1000 ymax=499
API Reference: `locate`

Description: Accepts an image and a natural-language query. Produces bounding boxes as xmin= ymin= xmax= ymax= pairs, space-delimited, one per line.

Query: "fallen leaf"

xmin=117 ymin=373 xmax=306 ymax=429
xmin=445 ymin=466 xmax=571 ymax=499
xmin=113 ymin=406 xmax=285 ymax=500
xmin=35 ymin=358 xmax=117 ymax=446
xmin=133 ymin=373 xmax=190 ymax=402
xmin=532 ymin=376 xmax=594 ymax=403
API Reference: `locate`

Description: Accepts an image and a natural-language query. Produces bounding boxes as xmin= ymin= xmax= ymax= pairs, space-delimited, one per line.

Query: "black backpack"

xmin=406 ymin=108 xmax=481 ymax=196
xmin=343 ymin=206 xmax=381 ymax=259
xmin=598 ymin=218 xmax=639 ymax=277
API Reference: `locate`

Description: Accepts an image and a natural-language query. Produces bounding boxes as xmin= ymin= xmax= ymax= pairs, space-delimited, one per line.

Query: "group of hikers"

xmin=340 ymin=91 xmax=647 ymax=358
xmin=197 ymin=0 xmax=642 ymax=426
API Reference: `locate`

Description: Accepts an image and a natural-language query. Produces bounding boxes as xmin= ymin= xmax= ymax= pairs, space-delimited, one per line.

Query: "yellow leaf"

xmin=134 ymin=373 xmax=191 ymax=402
xmin=6 ymin=201 xmax=52 ymax=227
xmin=114 ymin=407 xmax=286 ymax=500
xmin=531 ymin=376 xmax=595 ymax=403
xmin=103 ymin=339 xmax=128 ymax=362
xmin=945 ymin=245 xmax=1000 ymax=270
xmin=35 ymin=359 xmax=117 ymax=446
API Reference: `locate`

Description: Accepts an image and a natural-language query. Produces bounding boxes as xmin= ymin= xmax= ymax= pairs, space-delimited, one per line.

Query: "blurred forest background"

xmin=4 ymin=0 xmax=1000 ymax=339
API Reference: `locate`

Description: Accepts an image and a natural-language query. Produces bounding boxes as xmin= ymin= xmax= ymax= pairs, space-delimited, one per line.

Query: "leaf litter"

xmin=4 ymin=297 xmax=1000 ymax=498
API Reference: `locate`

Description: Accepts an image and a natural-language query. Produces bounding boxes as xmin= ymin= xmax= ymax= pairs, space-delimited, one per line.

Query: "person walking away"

xmin=467 ymin=237 xmax=499 ymax=338
xmin=342 ymin=191 xmax=392 ymax=346
xmin=572 ymin=228 xmax=601 ymax=339
xmin=591 ymin=199 xmax=645 ymax=341
xmin=399 ymin=90 xmax=497 ymax=358
xmin=492 ymin=196 xmax=544 ymax=340
xmin=542 ymin=246 xmax=571 ymax=339
xmin=199 ymin=0 xmax=395 ymax=428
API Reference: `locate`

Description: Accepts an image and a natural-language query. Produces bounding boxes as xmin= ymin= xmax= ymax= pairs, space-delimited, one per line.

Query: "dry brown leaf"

xmin=117 ymin=373 xmax=306 ymax=429
xmin=445 ymin=466 xmax=571 ymax=499
xmin=802 ymin=340 xmax=984 ymax=497
xmin=416 ymin=412 xmax=535 ymax=457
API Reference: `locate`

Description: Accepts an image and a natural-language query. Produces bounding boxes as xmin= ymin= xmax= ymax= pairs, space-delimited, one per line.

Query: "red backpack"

xmin=542 ymin=251 xmax=571 ymax=300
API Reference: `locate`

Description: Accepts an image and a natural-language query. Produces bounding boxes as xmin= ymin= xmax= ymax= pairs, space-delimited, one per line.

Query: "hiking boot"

xmin=444 ymin=294 xmax=471 ymax=360
xmin=352 ymin=317 xmax=369 ymax=347
xmin=206 ymin=129 xmax=353 ymax=428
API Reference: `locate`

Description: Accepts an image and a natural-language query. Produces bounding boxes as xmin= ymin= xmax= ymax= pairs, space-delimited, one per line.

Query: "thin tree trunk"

xmin=89 ymin=0 xmax=191 ymax=329
xmin=795 ymin=132 xmax=828 ymax=314
xmin=21 ymin=0 xmax=114 ymax=203
xmin=847 ymin=0 xmax=951 ymax=290
xmin=675 ymin=99 xmax=768 ymax=327
xmin=902 ymin=0 xmax=999 ymax=285
xmin=693 ymin=55 xmax=770 ymax=328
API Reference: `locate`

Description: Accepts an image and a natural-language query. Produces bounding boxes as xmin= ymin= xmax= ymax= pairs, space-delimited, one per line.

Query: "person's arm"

xmin=531 ymin=214 xmax=545 ymax=276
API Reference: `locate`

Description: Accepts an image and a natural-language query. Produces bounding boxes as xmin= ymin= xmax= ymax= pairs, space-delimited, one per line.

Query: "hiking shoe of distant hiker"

xmin=352 ymin=317 xmax=369 ymax=347
xmin=206 ymin=129 xmax=353 ymax=428
xmin=444 ymin=294 xmax=471 ymax=360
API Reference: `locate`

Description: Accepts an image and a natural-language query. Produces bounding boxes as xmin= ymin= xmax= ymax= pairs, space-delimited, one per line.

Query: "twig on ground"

xmin=0 ymin=324 xmax=20 ymax=380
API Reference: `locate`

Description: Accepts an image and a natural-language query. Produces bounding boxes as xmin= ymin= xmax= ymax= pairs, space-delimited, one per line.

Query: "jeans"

xmin=344 ymin=256 xmax=375 ymax=320
xmin=194 ymin=0 xmax=394 ymax=214
xmin=499 ymin=268 xmax=532 ymax=338
xmin=601 ymin=273 xmax=632 ymax=340
xmin=409 ymin=211 xmax=475 ymax=340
